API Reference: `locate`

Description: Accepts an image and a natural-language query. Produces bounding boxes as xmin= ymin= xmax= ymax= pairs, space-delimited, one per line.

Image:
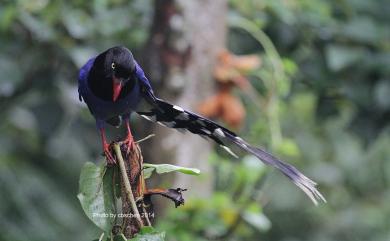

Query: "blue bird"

xmin=78 ymin=46 xmax=325 ymax=205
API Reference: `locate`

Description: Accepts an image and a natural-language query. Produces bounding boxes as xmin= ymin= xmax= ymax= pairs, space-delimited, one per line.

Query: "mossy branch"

xmin=113 ymin=143 xmax=144 ymax=228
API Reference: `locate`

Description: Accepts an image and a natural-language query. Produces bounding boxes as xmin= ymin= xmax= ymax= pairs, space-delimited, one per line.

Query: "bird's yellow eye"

xmin=111 ymin=63 xmax=116 ymax=69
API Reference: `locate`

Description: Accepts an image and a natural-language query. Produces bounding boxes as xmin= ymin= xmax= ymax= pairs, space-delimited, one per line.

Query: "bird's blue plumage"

xmin=78 ymin=57 xmax=95 ymax=83
xmin=77 ymin=46 xmax=325 ymax=205
xmin=134 ymin=61 xmax=155 ymax=99
xmin=78 ymin=57 xmax=141 ymax=126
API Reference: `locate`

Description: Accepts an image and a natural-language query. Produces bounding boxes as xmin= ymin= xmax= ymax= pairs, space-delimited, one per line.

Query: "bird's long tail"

xmin=137 ymin=98 xmax=326 ymax=205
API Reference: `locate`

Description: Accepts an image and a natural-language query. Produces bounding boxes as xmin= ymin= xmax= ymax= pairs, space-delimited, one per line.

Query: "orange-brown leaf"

xmin=198 ymin=91 xmax=245 ymax=129
xmin=198 ymin=94 xmax=222 ymax=118
xmin=220 ymin=92 xmax=245 ymax=129
xmin=231 ymin=55 xmax=261 ymax=72
xmin=214 ymin=49 xmax=261 ymax=85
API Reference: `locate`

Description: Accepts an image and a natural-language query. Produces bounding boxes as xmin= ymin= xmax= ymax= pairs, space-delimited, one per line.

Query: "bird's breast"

xmin=80 ymin=78 xmax=141 ymax=121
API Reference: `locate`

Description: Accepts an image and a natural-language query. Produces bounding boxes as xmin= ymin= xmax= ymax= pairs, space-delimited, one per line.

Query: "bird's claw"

xmin=103 ymin=143 xmax=116 ymax=165
xmin=135 ymin=196 xmax=144 ymax=203
xmin=123 ymin=135 xmax=135 ymax=154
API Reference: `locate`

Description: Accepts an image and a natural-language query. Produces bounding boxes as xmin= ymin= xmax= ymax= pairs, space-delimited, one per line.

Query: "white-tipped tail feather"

xmin=137 ymin=98 xmax=326 ymax=205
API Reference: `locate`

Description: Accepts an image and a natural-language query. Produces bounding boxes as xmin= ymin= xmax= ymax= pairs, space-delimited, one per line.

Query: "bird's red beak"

xmin=112 ymin=77 xmax=123 ymax=102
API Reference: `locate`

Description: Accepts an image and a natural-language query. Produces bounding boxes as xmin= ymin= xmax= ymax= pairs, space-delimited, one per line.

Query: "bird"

xmin=78 ymin=46 xmax=326 ymax=205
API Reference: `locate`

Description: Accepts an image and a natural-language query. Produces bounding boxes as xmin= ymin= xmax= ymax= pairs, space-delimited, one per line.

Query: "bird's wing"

xmin=137 ymin=98 xmax=326 ymax=205
xmin=134 ymin=60 xmax=156 ymax=103
xmin=78 ymin=56 xmax=96 ymax=102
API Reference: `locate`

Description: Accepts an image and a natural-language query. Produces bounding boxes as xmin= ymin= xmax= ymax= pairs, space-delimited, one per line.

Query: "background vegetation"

xmin=0 ymin=0 xmax=389 ymax=240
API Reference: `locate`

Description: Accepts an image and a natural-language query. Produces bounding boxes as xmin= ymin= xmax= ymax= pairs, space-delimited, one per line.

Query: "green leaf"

xmin=0 ymin=5 xmax=17 ymax=30
xmin=242 ymin=211 xmax=271 ymax=232
xmin=275 ymin=138 xmax=300 ymax=158
xmin=143 ymin=163 xmax=200 ymax=179
xmin=129 ymin=227 xmax=165 ymax=241
xmin=113 ymin=234 xmax=128 ymax=241
xmin=325 ymin=44 xmax=366 ymax=71
xmin=341 ymin=17 xmax=381 ymax=44
xmin=143 ymin=166 xmax=154 ymax=179
xmin=92 ymin=233 xmax=127 ymax=241
xmin=77 ymin=162 xmax=116 ymax=232
xmin=139 ymin=226 xmax=156 ymax=234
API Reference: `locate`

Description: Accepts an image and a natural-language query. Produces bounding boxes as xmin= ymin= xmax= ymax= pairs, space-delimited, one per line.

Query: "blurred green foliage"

xmin=158 ymin=155 xmax=270 ymax=241
xmin=230 ymin=1 xmax=390 ymax=241
xmin=160 ymin=0 xmax=390 ymax=240
xmin=0 ymin=0 xmax=152 ymax=240
xmin=0 ymin=0 xmax=389 ymax=241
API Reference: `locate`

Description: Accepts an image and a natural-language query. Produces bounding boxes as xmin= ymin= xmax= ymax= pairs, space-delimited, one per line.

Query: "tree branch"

xmin=113 ymin=143 xmax=144 ymax=228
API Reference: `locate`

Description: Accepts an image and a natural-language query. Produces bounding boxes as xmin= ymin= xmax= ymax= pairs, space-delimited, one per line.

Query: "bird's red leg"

xmin=99 ymin=127 xmax=116 ymax=165
xmin=123 ymin=119 xmax=135 ymax=153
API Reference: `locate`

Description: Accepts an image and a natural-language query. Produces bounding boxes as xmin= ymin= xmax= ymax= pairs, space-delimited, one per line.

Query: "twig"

xmin=231 ymin=17 xmax=285 ymax=147
xmin=118 ymin=134 xmax=155 ymax=146
xmin=136 ymin=134 xmax=155 ymax=144
xmin=113 ymin=143 xmax=144 ymax=228
xmin=142 ymin=206 xmax=152 ymax=226
xmin=132 ymin=145 xmax=152 ymax=227
xmin=98 ymin=232 xmax=104 ymax=241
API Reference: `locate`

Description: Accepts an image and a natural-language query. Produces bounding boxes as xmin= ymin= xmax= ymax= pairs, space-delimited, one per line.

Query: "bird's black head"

xmin=89 ymin=46 xmax=137 ymax=102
